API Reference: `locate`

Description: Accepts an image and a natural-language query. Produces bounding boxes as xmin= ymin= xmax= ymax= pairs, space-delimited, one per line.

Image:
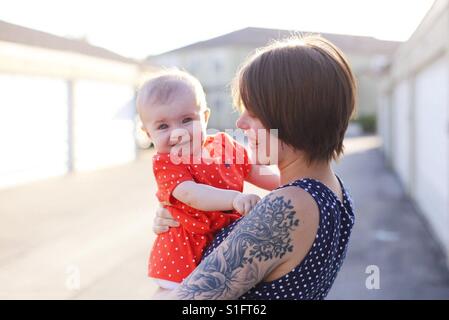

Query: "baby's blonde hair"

xmin=137 ymin=68 xmax=207 ymax=114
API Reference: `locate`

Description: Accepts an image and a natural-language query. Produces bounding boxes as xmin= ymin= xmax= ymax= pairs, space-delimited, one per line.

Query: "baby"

xmin=137 ymin=69 xmax=279 ymax=290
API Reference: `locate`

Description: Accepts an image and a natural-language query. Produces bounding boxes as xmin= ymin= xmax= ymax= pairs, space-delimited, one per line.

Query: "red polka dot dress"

xmin=148 ymin=132 xmax=252 ymax=283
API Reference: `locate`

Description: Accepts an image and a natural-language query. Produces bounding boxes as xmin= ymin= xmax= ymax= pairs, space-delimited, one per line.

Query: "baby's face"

xmin=140 ymin=91 xmax=209 ymax=156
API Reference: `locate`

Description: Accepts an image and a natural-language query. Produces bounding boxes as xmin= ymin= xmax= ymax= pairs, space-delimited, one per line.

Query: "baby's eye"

xmin=182 ymin=117 xmax=193 ymax=124
xmin=157 ymin=123 xmax=168 ymax=130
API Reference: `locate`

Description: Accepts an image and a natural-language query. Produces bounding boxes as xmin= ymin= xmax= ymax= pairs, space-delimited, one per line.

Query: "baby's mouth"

xmin=170 ymin=140 xmax=194 ymax=157
xmin=176 ymin=140 xmax=190 ymax=147
xmin=172 ymin=141 xmax=190 ymax=151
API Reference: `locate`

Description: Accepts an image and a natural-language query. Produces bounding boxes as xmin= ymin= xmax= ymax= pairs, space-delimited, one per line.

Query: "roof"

xmin=151 ymin=27 xmax=400 ymax=57
xmin=0 ymin=20 xmax=137 ymax=64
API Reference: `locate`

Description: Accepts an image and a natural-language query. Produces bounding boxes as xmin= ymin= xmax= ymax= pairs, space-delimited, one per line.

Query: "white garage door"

xmin=415 ymin=56 xmax=449 ymax=246
xmin=392 ymin=80 xmax=411 ymax=189
xmin=378 ymin=94 xmax=392 ymax=159
xmin=0 ymin=74 xmax=68 ymax=189
xmin=74 ymin=80 xmax=136 ymax=172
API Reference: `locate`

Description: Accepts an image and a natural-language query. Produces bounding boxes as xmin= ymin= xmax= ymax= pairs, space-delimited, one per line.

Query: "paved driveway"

xmin=1 ymin=135 xmax=448 ymax=299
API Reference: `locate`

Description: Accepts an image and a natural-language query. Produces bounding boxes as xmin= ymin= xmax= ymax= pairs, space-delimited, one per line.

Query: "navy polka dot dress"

xmin=202 ymin=176 xmax=355 ymax=300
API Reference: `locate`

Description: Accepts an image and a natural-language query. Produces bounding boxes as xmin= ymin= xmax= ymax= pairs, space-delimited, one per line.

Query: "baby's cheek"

xmin=152 ymin=134 xmax=171 ymax=153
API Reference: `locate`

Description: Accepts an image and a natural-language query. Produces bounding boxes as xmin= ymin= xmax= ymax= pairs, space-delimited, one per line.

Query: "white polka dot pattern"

xmin=149 ymin=132 xmax=252 ymax=283
xmin=202 ymin=176 xmax=355 ymax=300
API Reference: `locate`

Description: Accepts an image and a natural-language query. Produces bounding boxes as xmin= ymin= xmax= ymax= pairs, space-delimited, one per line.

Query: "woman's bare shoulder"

xmin=260 ymin=186 xmax=320 ymax=247
xmin=262 ymin=186 xmax=320 ymax=281
xmin=266 ymin=185 xmax=320 ymax=220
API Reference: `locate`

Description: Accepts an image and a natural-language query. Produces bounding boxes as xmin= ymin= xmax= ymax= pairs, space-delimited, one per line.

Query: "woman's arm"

xmin=159 ymin=190 xmax=301 ymax=300
xmin=245 ymin=165 xmax=280 ymax=191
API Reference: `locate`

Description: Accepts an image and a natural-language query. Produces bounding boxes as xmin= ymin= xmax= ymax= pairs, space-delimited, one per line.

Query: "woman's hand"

xmin=153 ymin=204 xmax=180 ymax=234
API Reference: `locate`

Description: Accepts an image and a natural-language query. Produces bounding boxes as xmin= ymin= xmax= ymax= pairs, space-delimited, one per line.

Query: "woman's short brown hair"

xmin=232 ymin=35 xmax=356 ymax=164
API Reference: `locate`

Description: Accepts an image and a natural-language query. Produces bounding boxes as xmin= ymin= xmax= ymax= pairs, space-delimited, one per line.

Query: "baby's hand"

xmin=232 ymin=193 xmax=261 ymax=215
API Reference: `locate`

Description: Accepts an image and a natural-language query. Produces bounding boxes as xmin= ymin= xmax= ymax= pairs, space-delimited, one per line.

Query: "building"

xmin=0 ymin=20 xmax=153 ymax=189
xmin=378 ymin=0 xmax=449 ymax=265
xmin=147 ymin=27 xmax=399 ymax=131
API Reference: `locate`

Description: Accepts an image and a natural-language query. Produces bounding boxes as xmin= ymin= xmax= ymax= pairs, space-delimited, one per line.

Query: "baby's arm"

xmin=172 ymin=181 xmax=260 ymax=215
xmin=245 ymin=164 xmax=280 ymax=191
xmin=173 ymin=181 xmax=237 ymax=211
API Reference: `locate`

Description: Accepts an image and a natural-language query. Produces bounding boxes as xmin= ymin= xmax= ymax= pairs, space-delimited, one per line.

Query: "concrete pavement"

xmin=327 ymin=136 xmax=449 ymax=299
xmin=1 ymin=135 xmax=449 ymax=299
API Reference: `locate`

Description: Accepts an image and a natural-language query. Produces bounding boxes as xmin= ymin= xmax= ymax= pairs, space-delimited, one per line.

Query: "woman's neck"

xmin=278 ymin=153 xmax=333 ymax=186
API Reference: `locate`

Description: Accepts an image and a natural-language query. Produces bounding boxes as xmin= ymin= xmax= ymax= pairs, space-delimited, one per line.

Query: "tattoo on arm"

xmin=172 ymin=194 xmax=300 ymax=300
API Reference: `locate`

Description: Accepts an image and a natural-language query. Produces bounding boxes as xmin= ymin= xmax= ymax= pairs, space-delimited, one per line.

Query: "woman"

xmin=152 ymin=35 xmax=356 ymax=300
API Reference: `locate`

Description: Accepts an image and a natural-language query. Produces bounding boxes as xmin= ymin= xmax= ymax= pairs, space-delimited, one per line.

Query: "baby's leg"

xmin=151 ymin=279 xmax=180 ymax=299
xmin=153 ymin=287 xmax=170 ymax=298
xmin=154 ymin=278 xmax=180 ymax=290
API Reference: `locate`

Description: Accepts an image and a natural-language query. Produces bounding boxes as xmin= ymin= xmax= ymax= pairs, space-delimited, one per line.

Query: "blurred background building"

xmin=0 ymin=20 xmax=155 ymax=189
xmin=1 ymin=0 xmax=449 ymax=299
xmin=377 ymin=0 xmax=449 ymax=266
xmin=147 ymin=27 xmax=399 ymax=131
xmin=0 ymin=21 xmax=401 ymax=189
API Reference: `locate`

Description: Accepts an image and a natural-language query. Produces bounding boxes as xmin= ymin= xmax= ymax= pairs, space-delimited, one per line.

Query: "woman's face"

xmin=236 ymin=108 xmax=280 ymax=166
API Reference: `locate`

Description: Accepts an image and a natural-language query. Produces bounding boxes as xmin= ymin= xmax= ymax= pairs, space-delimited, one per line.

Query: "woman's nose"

xmin=236 ymin=114 xmax=249 ymax=130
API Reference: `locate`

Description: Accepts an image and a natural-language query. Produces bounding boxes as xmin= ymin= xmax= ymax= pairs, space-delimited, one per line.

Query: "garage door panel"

xmin=415 ymin=57 xmax=449 ymax=245
xmin=0 ymin=75 xmax=68 ymax=188
xmin=74 ymin=80 xmax=135 ymax=172
xmin=392 ymin=80 xmax=411 ymax=188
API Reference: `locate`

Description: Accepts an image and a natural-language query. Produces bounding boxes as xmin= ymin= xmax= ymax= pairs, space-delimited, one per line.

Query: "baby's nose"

xmin=169 ymin=128 xmax=190 ymax=146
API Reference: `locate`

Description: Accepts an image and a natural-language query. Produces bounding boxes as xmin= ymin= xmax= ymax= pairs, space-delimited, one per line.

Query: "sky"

xmin=0 ymin=0 xmax=436 ymax=59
